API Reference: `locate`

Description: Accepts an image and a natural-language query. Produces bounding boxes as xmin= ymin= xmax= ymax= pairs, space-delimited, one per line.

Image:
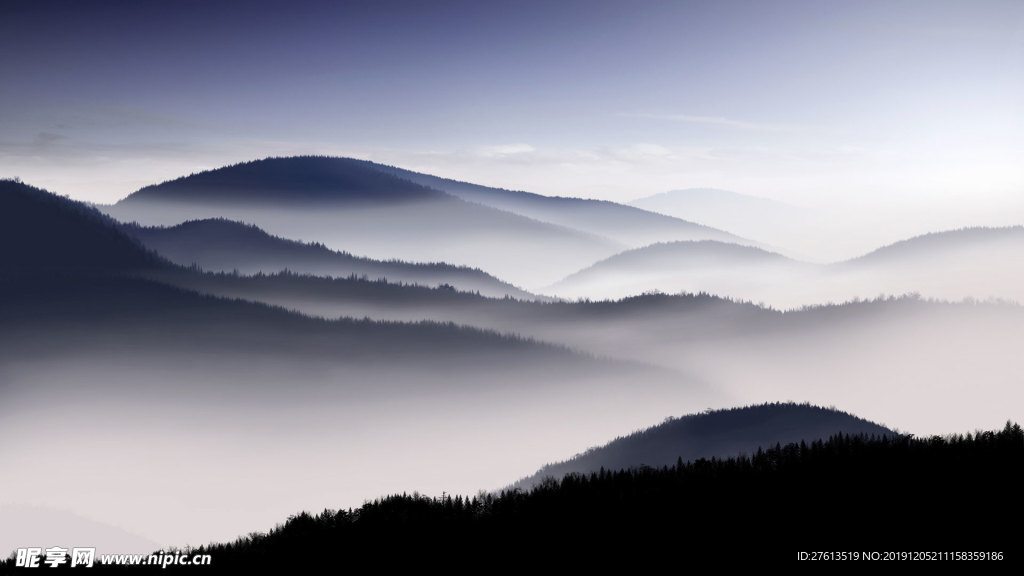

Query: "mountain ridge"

xmin=513 ymin=402 xmax=897 ymax=489
xmin=118 ymin=156 xmax=449 ymax=206
xmin=100 ymin=156 xmax=626 ymax=288
xmin=0 ymin=178 xmax=166 ymax=274
xmin=365 ymin=160 xmax=751 ymax=247
xmin=122 ymin=218 xmax=538 ymax=300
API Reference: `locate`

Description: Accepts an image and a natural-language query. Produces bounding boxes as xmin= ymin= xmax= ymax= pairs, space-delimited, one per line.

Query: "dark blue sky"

xmin=2 ymin=0 xmax=1021 ymax=212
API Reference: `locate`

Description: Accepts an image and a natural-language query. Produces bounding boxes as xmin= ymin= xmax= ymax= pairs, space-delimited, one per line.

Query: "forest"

xmin=8 ymin=422 xmax=1015 ymax=571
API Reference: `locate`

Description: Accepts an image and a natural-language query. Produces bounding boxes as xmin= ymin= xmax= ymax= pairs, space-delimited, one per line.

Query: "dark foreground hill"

xmin=514 ymin=402 xmax=897 ymax=489
xmin=0 ymin=178 xmax=164 ymax=274
xmin=37 ymin=420 xmax=1020 ymax=570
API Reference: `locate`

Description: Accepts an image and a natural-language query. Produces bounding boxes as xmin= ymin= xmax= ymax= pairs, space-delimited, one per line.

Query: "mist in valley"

xmin=4 ymin=153 xmax=1023 ymax=558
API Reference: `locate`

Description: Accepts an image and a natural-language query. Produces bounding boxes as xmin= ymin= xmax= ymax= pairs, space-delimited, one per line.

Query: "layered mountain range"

xmin=2 ymin=157 xmax=1022 ymax=557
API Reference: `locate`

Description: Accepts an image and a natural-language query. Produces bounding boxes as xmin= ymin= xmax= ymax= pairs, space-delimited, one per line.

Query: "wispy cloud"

xmin=620 ymin=113 xmax=798 ymax=132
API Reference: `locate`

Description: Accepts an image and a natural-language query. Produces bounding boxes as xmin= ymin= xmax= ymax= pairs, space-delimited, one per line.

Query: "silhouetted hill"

xmin=368 ymin=162 xmax=750 ymax=247
xmin=514 ymin=402 xmax=896 ymax=489
xmin=145 ymin=268 xmax=773 ymax=334
xmin=120 ymin=156 xmax=448 ymax=206
xmin=1 ymin=266 xmax=713 ymax=559
xmin=51 ymin=421 xmax=1019 ymax=569
xmin=544 ymin=227 xmax=1024 ymax=306
xmin=5 ymin=175 xmax=1024 ymax=558
xmin=123 ymin=219 xmax=536 ymax=299
xmin=848 ymin=226 xmax=1024 ymax=265
xmin=566 ymin=240 xmax=790 ymax=273
xmin=0 ymin=273 xmax=565 ymax=364
xmin=548 ymin=240 xmax=806 ymax=302
xmin=2 ymin=268 xmax=716 ymax=555
xmin=824 ymin=226 xmax=1024 ymax=305
xmin=0 ymin=179 xmax=164 ymax=274
xmin=198 ymin=263 xmax=1024 ymax=450
xmin=102 ymin=157 xmax=621 ymax=288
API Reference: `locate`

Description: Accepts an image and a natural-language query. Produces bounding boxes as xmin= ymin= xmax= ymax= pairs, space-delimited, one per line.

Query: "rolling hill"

xmin=1 ymin=179 xmax=717 ymax=556
xmin=0 ymin=178 xmax=164 ymax=274
xmin=102 ymin=156 xmax=623 ymax=288
xmin=546 ymin=240 xmax=812 ymax=304
xmin=6 ymin=174 xmax=1024 ymax=560
xmin=546 ymin=227 xmax=1024 ymax=307
xmin=123 ymin=218 xmax=536 ymax=299
xmin=514 ymin=402 xmax=896 ymax=489
xmin=121 ymin=156 xmax=448 ymax=206
xmin=847 ymin=225 xmax=1024 ymax=267
xmin=47 ymin=418 xmax=1019 ymax=569
xmin=367 ymin=162 xmax=750 ymax=247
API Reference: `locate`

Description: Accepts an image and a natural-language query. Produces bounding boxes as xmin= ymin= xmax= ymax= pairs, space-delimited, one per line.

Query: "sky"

xmin=1 ymin=0 xmax=1022 ymax=217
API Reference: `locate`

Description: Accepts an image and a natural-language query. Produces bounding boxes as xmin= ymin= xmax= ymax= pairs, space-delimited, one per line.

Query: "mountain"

xmin=141 ymin=258 xmax=1024 ymax=441
xmin=848 ymin=226 xmax=1024 ymax=266
xmin=121 ymin=156 xmax=448 ymax=206
xmin=545 ymin=226 xmax=1024 ymax=307
xmin=102 ymin=156 xmax=622 ymax=288
xmin=514 ymin=402 xmax=896 ymax=489
xmin=829 ymin=226 xmax=1024 ymax=304
xmin=6 ymin=177 xmax=1024 ymax=558
xmin=123 ymin=218 xmax=537 ymax=299
xmin=61 ymin=422 xmax=1020 ymax=569
xmin=547 ymin=240 xmax=812 ymax=304
xmin=0 ymin=178 xmax=164 ymax=274
xmin=366 ymin=163 xmax=750 ymax=247
xmin=5 ymin=270 xmax=713 ymax=559
xmin=1 ymin=178 xmax=717 ymax=556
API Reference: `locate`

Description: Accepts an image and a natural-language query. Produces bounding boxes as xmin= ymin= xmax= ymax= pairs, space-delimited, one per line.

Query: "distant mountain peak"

xmin=633 ymin=187 xmax=795 ymax=206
